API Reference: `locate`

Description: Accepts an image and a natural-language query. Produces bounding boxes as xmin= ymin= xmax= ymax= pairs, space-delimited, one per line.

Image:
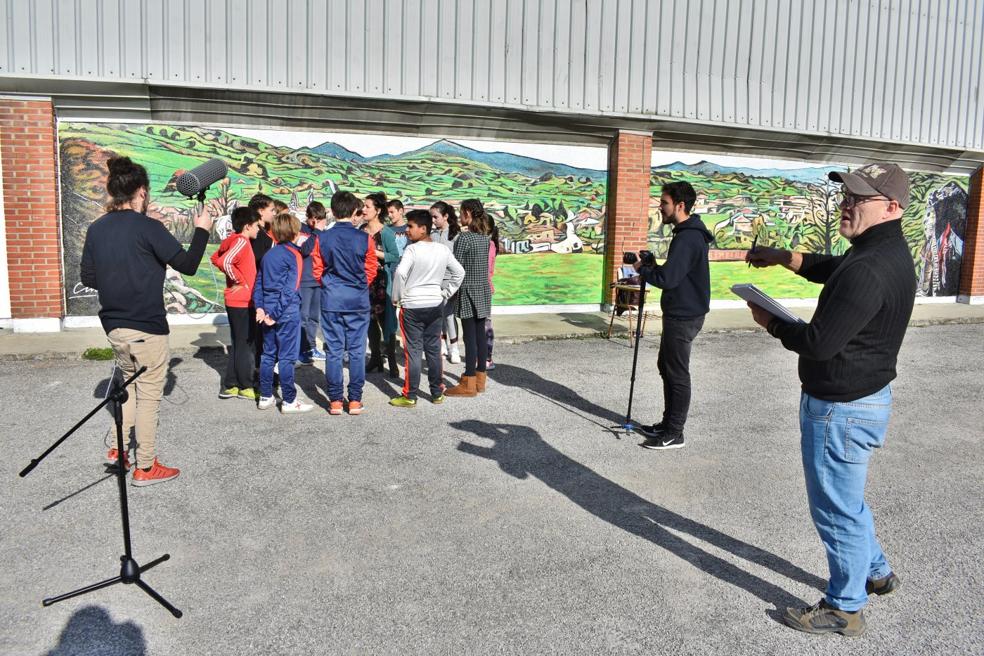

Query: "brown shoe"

xmin=783 ymin=599 xmax=866 ymax=637
xmin=475 ymin=371 xmax=487 ymax=393
xmin=445 ymin=375 xmax=477 ymax=397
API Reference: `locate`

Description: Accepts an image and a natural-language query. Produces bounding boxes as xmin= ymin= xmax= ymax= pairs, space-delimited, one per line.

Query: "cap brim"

xmin=828 ymin=171 xmax=880 ymax=196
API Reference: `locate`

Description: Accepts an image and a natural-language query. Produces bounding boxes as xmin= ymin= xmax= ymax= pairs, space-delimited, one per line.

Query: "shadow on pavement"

xmin=486 ymin=363 xmax=626 ymax=429
xmin=42 ymin=605 xmax=146 ymax=656
xmin=451 ymin=420 xmax=825 ymax=613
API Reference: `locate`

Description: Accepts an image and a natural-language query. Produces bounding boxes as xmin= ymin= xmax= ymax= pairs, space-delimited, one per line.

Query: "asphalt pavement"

xmin=1 ymin=324 xmax=982 ymax=655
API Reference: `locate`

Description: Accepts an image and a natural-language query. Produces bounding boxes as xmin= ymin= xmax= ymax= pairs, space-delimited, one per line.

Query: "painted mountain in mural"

xmin=372 ymin=139 xmax=607 ymax=180
xmin=655 ymin=160 xmax=835 ymax=183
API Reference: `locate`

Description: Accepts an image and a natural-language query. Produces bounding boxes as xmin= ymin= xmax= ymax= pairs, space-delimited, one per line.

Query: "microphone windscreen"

xmin=175 ymin=159 xmax=228 ymax=197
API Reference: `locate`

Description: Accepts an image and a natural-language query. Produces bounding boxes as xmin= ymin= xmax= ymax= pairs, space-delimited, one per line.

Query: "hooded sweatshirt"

xmin=210 ymin=232 xmax=257 ymax=308
xmin=640 ymin=215 xmax=713 ymax=319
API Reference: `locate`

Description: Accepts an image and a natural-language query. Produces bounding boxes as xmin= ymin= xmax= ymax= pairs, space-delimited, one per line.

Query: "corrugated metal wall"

xmin=2 ymin=0 xmax=982 ymax=152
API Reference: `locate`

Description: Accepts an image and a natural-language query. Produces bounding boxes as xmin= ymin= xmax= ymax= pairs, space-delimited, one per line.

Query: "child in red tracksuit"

xmin=211 ymin=206 xmax=261 ymax=400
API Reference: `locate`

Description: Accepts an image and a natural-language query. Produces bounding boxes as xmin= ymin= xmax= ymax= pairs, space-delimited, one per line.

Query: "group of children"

xmin=210 ymin=189 xmax=497 ymax=414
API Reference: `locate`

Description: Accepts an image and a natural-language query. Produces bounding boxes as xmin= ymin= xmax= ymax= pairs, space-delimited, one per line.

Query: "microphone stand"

xmin=610 ymin=267 xmax=650 ymax=436
xmin=19 ymin=366 xmax=183 ymax=618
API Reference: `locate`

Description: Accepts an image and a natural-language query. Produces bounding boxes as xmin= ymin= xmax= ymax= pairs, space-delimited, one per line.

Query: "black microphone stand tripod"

xmin=19 ymin=366 xmax=182 ymax=618
xmin=610 ymin=258 xmax=651 ymax=436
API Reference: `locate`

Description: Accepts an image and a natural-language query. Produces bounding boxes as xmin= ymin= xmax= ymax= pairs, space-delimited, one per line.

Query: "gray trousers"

xmin=399 ymin=304 xmax=445 ymax=399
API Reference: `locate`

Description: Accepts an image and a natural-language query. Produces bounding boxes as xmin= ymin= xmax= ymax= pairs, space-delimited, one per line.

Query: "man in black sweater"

xmin=746 ymin=163 xmax=915 ymax=637
xmin=633 ymin=181 xmax=713 ymax=450
xmin=81 ymin=157 xmax=213 ymax=487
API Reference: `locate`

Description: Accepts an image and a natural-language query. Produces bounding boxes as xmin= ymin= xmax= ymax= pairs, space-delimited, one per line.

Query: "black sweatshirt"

xmin=768 ymin=220 xmax=916 ymax=401
xmin=640 ymin=215 xmax=713 ymax=319
xmin=80 ymin=210 xmax=210 ymax=335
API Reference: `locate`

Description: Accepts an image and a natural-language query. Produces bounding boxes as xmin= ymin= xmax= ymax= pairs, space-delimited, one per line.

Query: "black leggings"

xmin=460 ymin=316 xmax=488 ymax=376
xmin=225 ymin=306 xmax=256 ymax=389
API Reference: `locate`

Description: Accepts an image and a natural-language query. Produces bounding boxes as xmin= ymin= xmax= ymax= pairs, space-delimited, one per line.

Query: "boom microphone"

xmin=175 ymin=158 xmax=228 ymax=198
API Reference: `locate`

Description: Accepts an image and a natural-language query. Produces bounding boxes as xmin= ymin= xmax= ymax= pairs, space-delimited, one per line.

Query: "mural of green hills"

xmin=58 ymin=122 xmax=609 ymax=315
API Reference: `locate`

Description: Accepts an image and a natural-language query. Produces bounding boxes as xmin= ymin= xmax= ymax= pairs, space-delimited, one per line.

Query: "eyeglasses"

xmin=840 ymin=194 xmax=889 ymax=208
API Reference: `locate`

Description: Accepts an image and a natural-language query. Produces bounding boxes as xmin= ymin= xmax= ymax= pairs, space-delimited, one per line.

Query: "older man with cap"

xmin=745 ymin=163 xmax=915 ymax=637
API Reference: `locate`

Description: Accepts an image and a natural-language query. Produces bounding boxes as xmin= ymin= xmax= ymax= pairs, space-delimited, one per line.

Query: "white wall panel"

xmin=1 ymin=0 xmax=982 ymax=153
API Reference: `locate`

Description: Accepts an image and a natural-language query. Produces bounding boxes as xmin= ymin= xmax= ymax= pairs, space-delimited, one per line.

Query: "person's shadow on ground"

xmin=486 ymin=363 xmax=626 ymax=429
xmin=451 ymin=420 xmax=825 ymax=616
xmin=42 ymin=604 xmax=146 ymax=655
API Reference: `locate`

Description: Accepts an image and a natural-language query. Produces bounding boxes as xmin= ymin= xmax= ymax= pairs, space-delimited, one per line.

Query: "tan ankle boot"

xmin=445 ymin=375 xmax=477 ymax=397
xmin=475 ymin=371 xmax=487 ymax=393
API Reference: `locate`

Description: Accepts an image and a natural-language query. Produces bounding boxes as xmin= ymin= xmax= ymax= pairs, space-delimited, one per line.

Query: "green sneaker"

xmin=431 ymin=394 xmax=446 ymax=405
xmin=219 ymin=387 xmax=239 ymax=399
xmin=237 ymin=388 xmax=258 ymax=401
xmin=389 ymin=396 xmax=417 ymax=408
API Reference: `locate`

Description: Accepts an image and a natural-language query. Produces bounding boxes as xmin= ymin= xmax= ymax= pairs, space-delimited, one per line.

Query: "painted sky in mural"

xmin=58 ymin=123 xmax=609 ymax=316
xmin=648 ymin=152 xmax=969 ymax=298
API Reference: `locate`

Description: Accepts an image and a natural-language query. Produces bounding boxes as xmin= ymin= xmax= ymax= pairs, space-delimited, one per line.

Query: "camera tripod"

xmin=610 ymin=272 xmax=650 ymax=436
xmin=19 ymin=366 xmax=183 ymax=618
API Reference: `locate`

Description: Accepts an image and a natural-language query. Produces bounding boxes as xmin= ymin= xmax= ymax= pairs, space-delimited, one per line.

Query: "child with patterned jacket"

xmin=252 ymin=212 xmax=314 ymax=414
xmin=211 ymin=206 xmax=261 ymax=400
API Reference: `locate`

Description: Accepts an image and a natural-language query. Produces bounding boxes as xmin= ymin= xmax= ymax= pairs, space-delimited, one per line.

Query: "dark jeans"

xmin=656 ymin=315 xmax=705 ymax=434
xmin=398 ymin=305 xmax=445 ymax=400
xmin=299 ymin=285 xmax=322 ymax=355
xmin=368 ymin=316 xmax=398 ymax=371
xmin=460 ymin=316 xmax=488 ymax=376
xmin=224 ymin=306 xmax=255 ymax=389
xmin=486 ymin=318 xmax=495 ymax=359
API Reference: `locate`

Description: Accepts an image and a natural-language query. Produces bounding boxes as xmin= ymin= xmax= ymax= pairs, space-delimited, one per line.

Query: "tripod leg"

xmin=43 ymin=575 xmax=123 ymax=607
xmin=135 ymin=579 xmax=183 ymax=618
xmin=139 ymin=553 xmax=171 ymax=573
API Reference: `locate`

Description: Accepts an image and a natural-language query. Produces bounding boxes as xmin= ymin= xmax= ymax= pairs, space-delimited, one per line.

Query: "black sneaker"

xmin=640 ymin=433 xmax=685 ymax=450
xmin=866 ymin=572 xmax=901 ymax=596
xmin=783 ymin=599 xmax=866 ymax=637
xmin=635 ymin=422 xmax=665 ymax=439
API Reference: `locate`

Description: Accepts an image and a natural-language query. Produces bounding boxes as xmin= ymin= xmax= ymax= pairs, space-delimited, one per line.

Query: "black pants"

xmin=656 ymin=315 xmax=704 ymax=434
xmin=460 ymin=316 xmax=488 ymax=376
xmin=225 ymin=306 xmax=256 ymax=389
xmin=398 ymin=305 xmax=444 ymax=399
xmin=368 ymin=316 xmax=397 ymax=372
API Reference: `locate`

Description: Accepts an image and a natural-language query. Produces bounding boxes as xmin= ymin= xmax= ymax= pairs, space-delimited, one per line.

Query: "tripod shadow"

xmin=42 ymin=604 xmax=146 ymax=655
xmin=42 ymin=473 xmax=116 ymax=512
xmin=451 ymin=420 xmax=825 ymax=615
xmin=486 ymin=363 xmax=625 ymax=428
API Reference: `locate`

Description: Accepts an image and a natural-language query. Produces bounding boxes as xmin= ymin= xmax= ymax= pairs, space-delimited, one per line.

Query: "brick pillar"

xmin=958 ymin=167 xmax=984 ymax=304
xmin=0 ymin=97 xmax=63 ymax=331
xmin=603 ymin=130 xmax=652 ymax=301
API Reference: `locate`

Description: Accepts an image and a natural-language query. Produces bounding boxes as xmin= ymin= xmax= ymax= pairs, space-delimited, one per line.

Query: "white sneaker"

xmin=258 ymin=396 xmax=276 ymax=410
xmin=449 ymin=345 xmax=462 ymax=364
xmin=281 ymin=399 xmax=314 ymax=414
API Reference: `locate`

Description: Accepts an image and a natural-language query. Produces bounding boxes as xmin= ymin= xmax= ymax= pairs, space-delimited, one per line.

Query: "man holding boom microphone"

xmin=81 ymin=157 xmax=214 ymax=486
xmin=746 ymin=163 xmax=913 ymax=636
xmin=632 ymin=181 xmax=713 ymax=450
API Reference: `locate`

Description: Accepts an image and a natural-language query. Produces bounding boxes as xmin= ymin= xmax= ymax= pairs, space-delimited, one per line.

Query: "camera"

xmin=622 ymin=250 xmax=656 ymax=267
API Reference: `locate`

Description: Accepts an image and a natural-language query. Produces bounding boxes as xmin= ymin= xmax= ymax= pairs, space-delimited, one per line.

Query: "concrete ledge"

xmin=3 ymin=304 xmax=984 ymax=360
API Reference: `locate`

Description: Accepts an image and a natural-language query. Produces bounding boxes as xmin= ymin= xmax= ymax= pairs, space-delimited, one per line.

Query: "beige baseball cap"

xmin=829 ymin=163 xmax=910 ymax=209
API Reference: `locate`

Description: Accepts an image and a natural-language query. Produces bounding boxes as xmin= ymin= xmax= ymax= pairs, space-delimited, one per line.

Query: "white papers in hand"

xmin=731 ymin=284 xmax=805 ymax=324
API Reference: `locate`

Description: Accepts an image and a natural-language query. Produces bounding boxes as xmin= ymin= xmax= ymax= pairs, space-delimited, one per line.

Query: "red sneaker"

xmin=347 ymin=400 xmax=363 ymax=415
xmin=131 ymin=459 xmax=180 ymax=487
xmin=328 ymin=400 xmax=344 ymax=415
xmin=106 ymin=448 xmax=131 ymax=471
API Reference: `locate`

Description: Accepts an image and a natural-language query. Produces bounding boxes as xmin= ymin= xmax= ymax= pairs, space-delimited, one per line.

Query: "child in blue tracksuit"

xmin=253 ymin=212 xmax=313 ymax=414
xmin=319 ymin=191 xmax=378 ymax=415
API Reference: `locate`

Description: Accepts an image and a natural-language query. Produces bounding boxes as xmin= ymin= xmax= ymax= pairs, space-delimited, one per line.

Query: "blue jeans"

xmin=322 ymin=310 xmax=369 ymax=402
xmin=800 ymin=385 xmax=893 ymax=611
xmin=299 ymin=286 xmax=322 ymax=356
